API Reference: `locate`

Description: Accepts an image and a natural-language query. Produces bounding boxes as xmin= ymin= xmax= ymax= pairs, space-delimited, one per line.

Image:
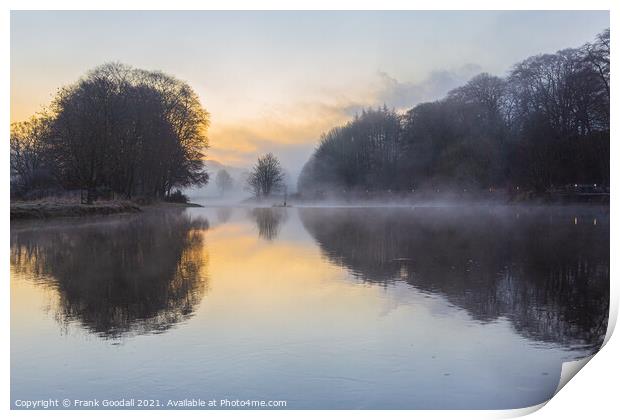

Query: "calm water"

xmin=10 ymin=205 xmax=609 ymax=409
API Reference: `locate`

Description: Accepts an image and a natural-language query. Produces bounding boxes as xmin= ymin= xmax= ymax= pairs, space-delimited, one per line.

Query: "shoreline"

xmin=240 ymin=193 xmax=609 ymax=207
xmin=10 ymin=195 xmax=608 ymax=221
xmin=10 ymin=200 xmax=203 ymax=221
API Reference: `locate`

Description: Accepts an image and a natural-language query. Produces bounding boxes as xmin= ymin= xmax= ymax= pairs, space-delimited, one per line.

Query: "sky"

xmin=10 ymin=10 xmax=609 ymax=180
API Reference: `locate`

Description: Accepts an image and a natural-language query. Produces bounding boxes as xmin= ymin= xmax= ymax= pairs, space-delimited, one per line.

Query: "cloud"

xmin=375 ymin=64 xmax=482 ymax=110
xmin=207 ymin=99 xmax=365 ymax=172
xmin=206 ymin=64 xmax=484 ymax=183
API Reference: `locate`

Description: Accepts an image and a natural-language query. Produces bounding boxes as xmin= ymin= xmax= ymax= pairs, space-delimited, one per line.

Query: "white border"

xmin=0 ymin=1 xmax=616 ymax=11
xmin=2 ymin=2 xmax=617 ymax=419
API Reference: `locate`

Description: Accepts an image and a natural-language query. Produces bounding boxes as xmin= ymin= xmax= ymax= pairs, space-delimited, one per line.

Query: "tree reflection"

xmin=216 ymin=207 xmax=233 ymax=224
xmin=249 ymin=208 xmax=288 ymax=240
xmin=10 ymin=210 xmax=210 ymax=339
xmin=300 ymin=206 xmax=609 ymax=352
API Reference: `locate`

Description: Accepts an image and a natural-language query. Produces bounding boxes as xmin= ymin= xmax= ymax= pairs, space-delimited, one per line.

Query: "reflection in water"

xmin=10 ymin=205 xmax=611 ymax=409
xmin=300 ymin=206 xmax=609 ymax=352
xmin=10 ymin=210 xmax=210 ymax=339
xmin=249 ymin=207 xmax=288 ymax=240
xmin=216 ymin=207 xmax=233 ymax=224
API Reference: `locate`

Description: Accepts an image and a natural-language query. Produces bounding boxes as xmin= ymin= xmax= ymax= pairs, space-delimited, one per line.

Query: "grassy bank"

xmin=10 ymin=199 xmax=205 ymax=221
xmin=10 ymin=199 xmax=142 ymax=220
xmin=11 ymin=196 xmax=210 ymax=220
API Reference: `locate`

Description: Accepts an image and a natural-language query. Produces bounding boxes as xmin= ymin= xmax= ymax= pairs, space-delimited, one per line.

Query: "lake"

xmin=10 ymin=205 xmax=609 ymax=409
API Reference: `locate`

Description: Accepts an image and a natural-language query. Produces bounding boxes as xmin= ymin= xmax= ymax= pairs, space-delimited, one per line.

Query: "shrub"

xmin=164 ymin=189 xmax=189 ymax=204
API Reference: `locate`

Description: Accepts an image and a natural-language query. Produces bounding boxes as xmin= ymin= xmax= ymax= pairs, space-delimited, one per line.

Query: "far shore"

xmin=10 ymin=189 xmax=609 ymax=222
xmin=10 ymin=199 xmax=203 ymax=221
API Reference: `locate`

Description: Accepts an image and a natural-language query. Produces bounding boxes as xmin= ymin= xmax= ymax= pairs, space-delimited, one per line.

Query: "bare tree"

xmin=247 ymin=153 xmax=284 ymax=199
xmin=10 ymin=113 xmax=53 ymax=194
xmin=583 ymin=28 xmax=610 ymax=99
xmin=215 ymin=169 xmax=233 ymax=195
xmin=299 ymin=28 xmax=610 ymax=196
xmin=45 ymin=62 xmax=210 ymax=203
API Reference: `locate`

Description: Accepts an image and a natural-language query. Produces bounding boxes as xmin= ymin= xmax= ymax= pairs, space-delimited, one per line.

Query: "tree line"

xmin=10 ymin=63 xmax=210 ymax=202
xmin=298 ymin=29 xmax=609 ymax=197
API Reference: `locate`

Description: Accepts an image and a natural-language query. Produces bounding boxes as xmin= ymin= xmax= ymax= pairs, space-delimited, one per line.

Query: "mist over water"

xmin=11 ymin=204 xmax=609 ymax=409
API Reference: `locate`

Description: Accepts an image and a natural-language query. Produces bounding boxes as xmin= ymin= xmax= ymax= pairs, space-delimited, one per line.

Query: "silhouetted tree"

xmin=10 ymin=113 xmax=55 ymax=195
xmin=583 ymin=28 xmax=610 ymax=101
xmin=215 ymin=169 xmax=234 ymax=195
xmin=247 ymin=153 xmax=285 ymax=198
xmin=298 ymin=29 xmax=610 ymax=197
xmin=298 ymin=106 xmax=401 ymax=195
xmin=15 ymin=62 xmax=210 ymax=203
